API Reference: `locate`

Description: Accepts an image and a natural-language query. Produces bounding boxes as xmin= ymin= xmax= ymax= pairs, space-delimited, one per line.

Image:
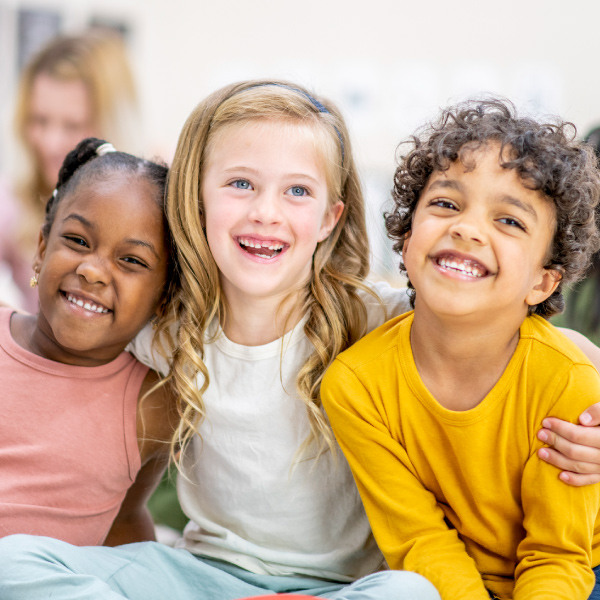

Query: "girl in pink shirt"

xmin=0 ymin=137 xmax=177 ymax=546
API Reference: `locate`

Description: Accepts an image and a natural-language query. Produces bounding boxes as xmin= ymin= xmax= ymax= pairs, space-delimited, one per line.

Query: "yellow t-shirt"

xmin=322 ymin=311 xmax=600 ymax=600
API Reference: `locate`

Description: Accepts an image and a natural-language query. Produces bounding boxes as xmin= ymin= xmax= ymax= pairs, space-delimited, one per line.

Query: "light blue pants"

xmin=0 ymin=534 xmax=441 ymax=600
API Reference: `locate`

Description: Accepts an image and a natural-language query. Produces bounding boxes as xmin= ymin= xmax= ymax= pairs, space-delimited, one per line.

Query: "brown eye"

xmin=122 ymin=256 xmax=149 ymax=268
xmin=63 ymin=235 xmax=88 ymax=247
xmin=498 ymin=217 xmax=526 ymax=231
xmin=430 ymin=198 xmax=457 ymax=210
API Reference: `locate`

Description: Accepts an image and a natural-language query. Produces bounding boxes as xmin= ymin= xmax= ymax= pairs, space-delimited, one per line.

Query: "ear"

xmin=525 ymin=267 xmax=562 ymax=307
xmin=33 ymin=228 xmax=47 ymax=273
xmin=317 ymin=200 xmax=344 ymax=242
xmin=402 ymin=230 xmax=412 ymax=256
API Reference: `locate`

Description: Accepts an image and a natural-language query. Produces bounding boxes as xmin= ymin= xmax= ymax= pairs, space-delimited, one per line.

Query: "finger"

xmin=579 ymin=401 xmax=600 ymax=426
xmin=538 ymin=446 xmax=600 ymax=475
xmin=557 ymin=471 xmax=600 ymax=488
xmin=538 ymin=428 xmax=600 ymax=464
xmin=541 ymin=416 xmax=600 ymax=448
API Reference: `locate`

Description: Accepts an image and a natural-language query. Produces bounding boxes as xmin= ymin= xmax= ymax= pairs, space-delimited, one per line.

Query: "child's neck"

xmin=410 ymin=305 xmax=523 ymax=411
xmin=220 ymin=292 xmax=303 ymax=346
xmin=10 ymin=313 xmax=121 ymax=367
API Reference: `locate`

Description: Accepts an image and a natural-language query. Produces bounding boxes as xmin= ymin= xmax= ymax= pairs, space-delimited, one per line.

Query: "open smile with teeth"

xmin=238 ymin=237 xmax=286 ymax=259
xmin=63 ymin=292 xmax=110 ymax=314
xmin=436 ymin=256 xmax=487 ymax=278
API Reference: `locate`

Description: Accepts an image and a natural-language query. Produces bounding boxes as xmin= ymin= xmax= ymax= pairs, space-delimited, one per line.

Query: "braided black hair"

xmin=43 ymin=137 xmax=169 ymax=238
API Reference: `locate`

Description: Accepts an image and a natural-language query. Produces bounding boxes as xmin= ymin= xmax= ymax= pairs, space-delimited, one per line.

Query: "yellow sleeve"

xmin=321 ymin=359 xmax=490 ymax=600
xmin=514 ymin=364 xmax=600 ymax=600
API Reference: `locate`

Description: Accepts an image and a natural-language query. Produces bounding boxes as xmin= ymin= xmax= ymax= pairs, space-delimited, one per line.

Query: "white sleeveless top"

xmin=130 ymin=281 xmax=410 ymax=581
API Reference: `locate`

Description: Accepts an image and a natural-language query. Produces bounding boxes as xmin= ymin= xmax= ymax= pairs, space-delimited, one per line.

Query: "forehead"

xmin=29 ymin=73 xmax=91 ymax=118
xmin=58 ymin=174 xmax=163 ymax=226
xmin=208 ymin=118 xmax=318 ymax=152
xmin=426 ymin=144 xmax=545 ymax=198
xmin=212 ymin=117 xmax=336 ymax=164
xmin=207 ymin=119 xmax=319 ymax=170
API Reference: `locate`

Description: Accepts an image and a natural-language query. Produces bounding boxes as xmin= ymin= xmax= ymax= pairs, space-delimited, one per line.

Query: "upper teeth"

xmin=238 ymin=237 xmax=284 ymax=251
xmin=66 ymin=294 xmax=109 ymax=313
xmin=438 ymin=257 xmax=485 ymax=278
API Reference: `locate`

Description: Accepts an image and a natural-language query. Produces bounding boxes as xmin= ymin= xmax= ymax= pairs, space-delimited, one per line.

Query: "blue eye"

xmin=231 ymin=179 xmax=252 ymax=190
xmin=288 ymin=186 xmax=308 ymax=197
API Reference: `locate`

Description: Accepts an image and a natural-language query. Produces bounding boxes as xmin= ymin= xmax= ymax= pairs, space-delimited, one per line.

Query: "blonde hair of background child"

xmin=157 ymin=80 xmax=375 ymax=465
xmin=13 ymin=29 xmax=139 ymax=232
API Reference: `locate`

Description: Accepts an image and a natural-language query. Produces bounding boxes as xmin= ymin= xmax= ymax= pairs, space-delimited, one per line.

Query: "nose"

xmin=75 ymin=255 xmax=110 ymax=285
xmin=449 ymin=214 xmax=486 ymax=245
xmin=248 ymin=189 xmax=282 ymax=225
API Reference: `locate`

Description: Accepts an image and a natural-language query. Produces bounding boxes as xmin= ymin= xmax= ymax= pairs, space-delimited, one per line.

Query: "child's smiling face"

xmin=200 ymin=118 xmax=343 ymax=310
xmin=402 ymin=143 xmax=561 ymax=323
xmin=33 ymin=174 xmax=168 ymax=366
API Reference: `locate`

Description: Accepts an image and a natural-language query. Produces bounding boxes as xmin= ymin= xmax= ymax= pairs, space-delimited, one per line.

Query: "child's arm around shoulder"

xmin=538 ymin=327 xmax=600 ymax=485
xmin=103 ymin=370 xmax=178 ymax=546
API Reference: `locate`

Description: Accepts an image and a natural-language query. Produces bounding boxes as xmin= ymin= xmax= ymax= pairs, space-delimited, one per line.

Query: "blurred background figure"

xmin=0 ymin=28 xmax=139 ymax=311
xmin=552 ymin=126 xmax=600 ymax=344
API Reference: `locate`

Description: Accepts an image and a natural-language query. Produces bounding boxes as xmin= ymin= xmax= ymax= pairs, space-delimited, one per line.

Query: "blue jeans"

xmin=589 ymin=564 xmax=600 ymax=600
xmin=0 ymin=534 xmax=441 ymax=600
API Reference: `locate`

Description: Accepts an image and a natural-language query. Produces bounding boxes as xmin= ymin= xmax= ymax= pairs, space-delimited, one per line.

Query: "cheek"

xmin=203 ymin=206 xmax=235 ymax=275
xmin=403 ymin=249 xmax=417 ymax=282
xmin=25 ymin=125 xmax=44 ymax=154
xmin=204 ymin=208 xmax=227 ymax=250
xmin=296 ymin=205 xmax=331 ymax=245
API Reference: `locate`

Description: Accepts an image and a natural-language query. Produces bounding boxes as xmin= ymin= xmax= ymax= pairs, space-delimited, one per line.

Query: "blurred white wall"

xmin=1 ymin=0 xmax=599 ymax=276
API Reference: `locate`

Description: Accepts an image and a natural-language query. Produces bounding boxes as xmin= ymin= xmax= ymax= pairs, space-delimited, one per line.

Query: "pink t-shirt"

xmin=0 ymin=308 xmax=147 ymax=545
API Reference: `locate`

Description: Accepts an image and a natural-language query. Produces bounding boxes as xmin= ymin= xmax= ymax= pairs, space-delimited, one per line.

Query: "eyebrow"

xmin=124 ymin=238 xmax=161 ymax=259
xmin=499 ymin=195 xmax=538 ymax=220
xmin=426 ymin=179 xmax=538 ymax=220
xmin=426 ymin=179 xmax=462 ymax=193
xmin=223 ymin=166 xmax=321 ymax=186
xmin=62 ymin=213 xmax=161 ymax=259
xmin=63 ymin=213 xmax=93 ymax=228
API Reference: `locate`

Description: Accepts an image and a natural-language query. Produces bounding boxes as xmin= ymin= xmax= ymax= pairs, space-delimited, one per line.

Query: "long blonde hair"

xmin=13 ymin=29 xmax=138 ymax=240
xmin=158 ymin=80 xmax=374 ymax=465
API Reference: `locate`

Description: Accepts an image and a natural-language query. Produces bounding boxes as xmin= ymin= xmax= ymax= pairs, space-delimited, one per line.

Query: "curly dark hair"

xmin=385 ymin=97 xmax=600 ymax=317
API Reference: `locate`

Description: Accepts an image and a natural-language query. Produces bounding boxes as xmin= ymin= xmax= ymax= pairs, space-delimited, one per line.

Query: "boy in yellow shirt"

xmin=321 ymin=98 xmax=600 ymax=600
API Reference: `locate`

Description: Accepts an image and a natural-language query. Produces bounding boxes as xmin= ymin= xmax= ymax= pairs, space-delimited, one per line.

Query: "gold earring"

xmin=29 ymin=269 xmax=39 ymax=288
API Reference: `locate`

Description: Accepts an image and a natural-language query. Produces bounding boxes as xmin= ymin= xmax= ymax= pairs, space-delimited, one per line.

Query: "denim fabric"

xmin=589 ymin=564 xmax=600 ymax=600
